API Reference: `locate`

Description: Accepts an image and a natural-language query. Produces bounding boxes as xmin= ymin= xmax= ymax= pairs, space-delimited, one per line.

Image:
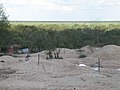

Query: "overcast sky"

xmin=0 ymin=0 xmax=120 ymax=21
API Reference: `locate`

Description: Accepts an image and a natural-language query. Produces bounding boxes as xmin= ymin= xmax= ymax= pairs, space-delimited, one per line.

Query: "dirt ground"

xmin=0 ymin=45 xmax=120 ymax=90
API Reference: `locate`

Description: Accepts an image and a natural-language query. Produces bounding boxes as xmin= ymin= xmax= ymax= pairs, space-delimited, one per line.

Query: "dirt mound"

xmin=59 ymin=48 xmax=79 ymax=58
xmin=0 ymin=56 xmax=17 ymax=61
xmin=0 ymin=56 xmax=20 ymax=68
xmin=79 ymin=45 xmax=120 ymax=69
xmin=76 ymin=45 xmax=101 ymax=56
xmin=80 ymin=57 xmax=120 ymax=69
xmin=101 ymin=60 xmax=120 ymax=69
xmin=60 ymin=48 xmax=76 ymax=54
xmin=79 ymin=45 xmax=94 ymax=55
xmin=39 ymin=50 xmax=48 ymax=59
xmin=39 ymin=48 xmax=79 ymax=59
xmin=80 ymin=57 xmax=98 ymax=66
xmin=89 ymin=45 xmax=120 ymax=60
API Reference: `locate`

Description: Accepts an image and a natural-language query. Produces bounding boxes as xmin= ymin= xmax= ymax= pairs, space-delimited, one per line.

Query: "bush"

xmin=79 ymin=54 xmax=87 ymax=58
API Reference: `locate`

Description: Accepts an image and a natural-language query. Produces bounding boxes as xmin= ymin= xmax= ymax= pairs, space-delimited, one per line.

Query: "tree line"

xmin=0 ymin=4 xmax=120 ymax=53
xmin=0 ymin=24 xmax=119 ymax=52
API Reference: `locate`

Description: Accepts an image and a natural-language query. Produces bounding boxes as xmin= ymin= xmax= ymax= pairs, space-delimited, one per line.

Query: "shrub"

xmin=79 ymin=54 xmax=87 ymax=58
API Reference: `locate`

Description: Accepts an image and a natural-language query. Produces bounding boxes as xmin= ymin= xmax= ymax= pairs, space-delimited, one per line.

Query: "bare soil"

xmin=0 ymin=45 xmax=120 ymax=90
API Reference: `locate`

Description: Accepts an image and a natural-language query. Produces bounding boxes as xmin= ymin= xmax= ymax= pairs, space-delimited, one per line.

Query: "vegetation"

xmin=79 ymin=54 xmax=87 ymax=58
xmin=1 ymin=4 xmax=120 ymax=53
xmin=0 ymin=4 xmax=10 ymax=52
xmin=9 ymin=24 xmax=120 ymax=52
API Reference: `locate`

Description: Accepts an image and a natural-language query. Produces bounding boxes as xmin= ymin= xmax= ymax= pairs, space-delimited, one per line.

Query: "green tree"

xmin=0 ymin=4 xmax=10 ymax=51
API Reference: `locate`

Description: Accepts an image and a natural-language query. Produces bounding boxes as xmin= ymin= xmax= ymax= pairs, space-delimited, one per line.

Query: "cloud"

xmin=27 ymin=0 xmax=75 ymax=12
xmin=0 ymin=0 xmax=29 ymax=6
xmin=2 ymin=0 xmax=120 ymax=11
xmin=1 ymin=0 xmax=120 ymax=21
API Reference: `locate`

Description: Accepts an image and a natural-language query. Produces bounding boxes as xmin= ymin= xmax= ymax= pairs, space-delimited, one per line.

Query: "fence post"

xmin=98 ymin=57 xmax=101 ymax=73
xmin=38 ymin=54 xmax=40 ymax=65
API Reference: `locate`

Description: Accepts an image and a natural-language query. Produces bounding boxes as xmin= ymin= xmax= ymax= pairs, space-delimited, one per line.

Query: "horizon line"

xmin=10 ymin=20 xmax=120 ymax=22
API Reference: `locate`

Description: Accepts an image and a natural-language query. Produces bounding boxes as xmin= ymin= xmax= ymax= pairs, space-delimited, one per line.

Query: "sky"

xmin=0 ymin=0 xmax=120 ymax=21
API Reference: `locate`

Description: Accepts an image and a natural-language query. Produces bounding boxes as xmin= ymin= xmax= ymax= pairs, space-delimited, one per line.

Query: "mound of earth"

xmin=39 ymin=50 xmax=48 ymax=59
xmin=39 ymin=48 xmax=79 ymax=59
xmin=79 ymin=45 xmax=120 ymax=69
xmin=59 ymin=48 xmax=79 ymax=58
xmin=76 ymin=45 xmax=101 ymax=57
xmin=89 ymin=45 xmax=120 ymax=60
xmin=0 ymin=56 xmax=20 ymax=68
xmin=0 ymin=56 xmax=17 ymax=61
xmin=80 ymin=57 xmax=99 ymax=66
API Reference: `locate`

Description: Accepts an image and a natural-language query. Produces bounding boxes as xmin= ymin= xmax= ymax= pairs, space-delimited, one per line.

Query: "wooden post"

xmin=38 ymin=53 xmax=46 ymax=73
xmin=98 ymin=57 xmax=101 ymax=73
xmin=64 ymin=48 xmax=65 ymax=54
xmin=38 ymin=54 xmax=40 ymax=65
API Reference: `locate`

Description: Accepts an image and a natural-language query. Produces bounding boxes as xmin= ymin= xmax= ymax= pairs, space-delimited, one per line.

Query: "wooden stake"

xmin=38 ymin=54 xmax=40 ymax=65
xmin=98 ymin=57 xmax=101 ymax=73
xmin=38 ymin=53 xmax=46 ymax=73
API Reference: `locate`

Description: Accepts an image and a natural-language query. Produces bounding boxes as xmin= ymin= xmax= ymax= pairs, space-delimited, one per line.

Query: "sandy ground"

xmin=0 ymin=45 xmax=120 ymax=90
